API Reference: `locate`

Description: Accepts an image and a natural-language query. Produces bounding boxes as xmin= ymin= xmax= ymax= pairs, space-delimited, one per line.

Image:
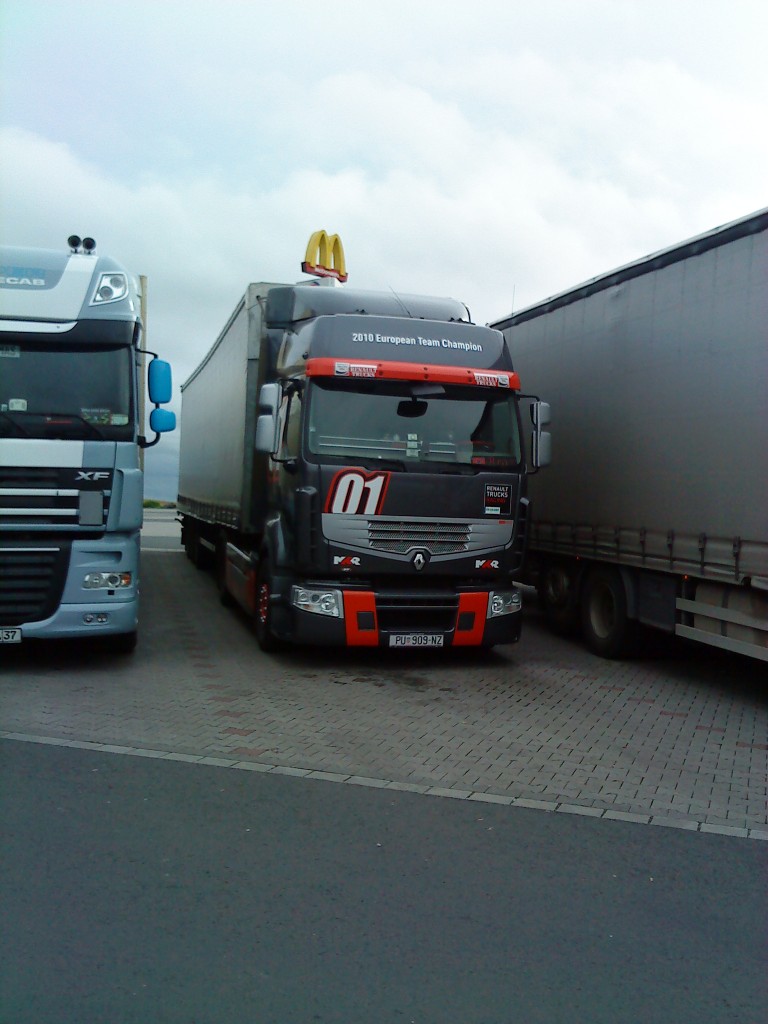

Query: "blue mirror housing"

xmin=148 ymin=358 xmax=173 ymax=405
xmin=149 ymin=407 xmax=176 ymax=434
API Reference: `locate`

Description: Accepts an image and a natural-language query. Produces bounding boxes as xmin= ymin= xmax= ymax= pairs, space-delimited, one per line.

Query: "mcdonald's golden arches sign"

xmin=302 ymin=230 xmax=348 ymax=282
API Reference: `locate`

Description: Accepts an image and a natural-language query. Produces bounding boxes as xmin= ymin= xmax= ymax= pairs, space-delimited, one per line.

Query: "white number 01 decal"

xmin=325 ymin=470 xmax=390 ymax=515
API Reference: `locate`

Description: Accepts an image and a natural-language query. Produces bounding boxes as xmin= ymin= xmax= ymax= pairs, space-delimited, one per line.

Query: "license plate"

xmin=0 ymin=627 xmax=22 ymax=644
xmin=389 ymin=633 xmax=444 ymax=648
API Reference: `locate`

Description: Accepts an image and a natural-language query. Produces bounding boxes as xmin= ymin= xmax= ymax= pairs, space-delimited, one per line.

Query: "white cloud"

xmin=2 ymin=0 xmax=767 ymax=498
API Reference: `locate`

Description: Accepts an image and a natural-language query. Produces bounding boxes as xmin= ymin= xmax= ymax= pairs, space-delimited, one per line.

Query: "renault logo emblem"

xmin=411 ymin=550 xmax=429 ymax=571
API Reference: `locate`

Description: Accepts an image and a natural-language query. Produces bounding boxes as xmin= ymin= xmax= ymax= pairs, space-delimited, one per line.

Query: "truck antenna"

xmin=389 ymin=287 xmax=412 ymax=317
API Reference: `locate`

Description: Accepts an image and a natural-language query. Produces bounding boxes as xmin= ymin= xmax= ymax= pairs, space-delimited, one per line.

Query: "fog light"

xmin=291 ymin=586 xmax=343 ymax=618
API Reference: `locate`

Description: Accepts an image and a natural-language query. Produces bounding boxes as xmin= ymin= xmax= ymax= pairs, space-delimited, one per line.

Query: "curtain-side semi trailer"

xmin=177 ymin=232 xmax=550 ymax=651
xmin=0 ymin=236 xmax=176 ymax=651
xmin=491 ymin=208 xmax=768 ymax=662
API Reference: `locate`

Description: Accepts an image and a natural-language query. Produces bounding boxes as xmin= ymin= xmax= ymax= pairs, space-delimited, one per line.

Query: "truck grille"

xmin=368 ymin=520 xmax=470 ymax=555
xmin=376 ymin=590 xmax=459 ymax=632
xmin=0 ymin=466 xmax=111 ymax=529
xmin=0 ymin=544 xmax=70 ymax=625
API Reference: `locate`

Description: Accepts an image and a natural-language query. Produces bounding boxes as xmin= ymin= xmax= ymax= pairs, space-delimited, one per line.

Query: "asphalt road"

xmin=1 ymin=509 xmax=766 ymax=1021
xmin=2 ymin=739 xmax=764 ymax=1024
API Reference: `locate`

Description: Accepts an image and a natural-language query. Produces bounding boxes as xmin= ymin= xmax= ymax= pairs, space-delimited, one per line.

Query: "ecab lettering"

xmin=0 ymin=276 xmax=46 ymax=287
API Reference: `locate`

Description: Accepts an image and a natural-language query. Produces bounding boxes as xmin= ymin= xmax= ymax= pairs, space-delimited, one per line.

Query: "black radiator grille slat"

xmin=0 ymin=546 xmax=70 ymax=625
xmin=0 ymin=466 xmax=111 ymax=528
xmin=368 ymin=520 xmax=470 ymax=555
xmin=0 ymin=467 xmax=60 ymax=487
xmin=376 ymin=591 xmax=460 ymax=632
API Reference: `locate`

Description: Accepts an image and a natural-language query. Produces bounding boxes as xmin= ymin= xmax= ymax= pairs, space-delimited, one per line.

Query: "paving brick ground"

xmin=1 ymin=515 xmax=766 ymax=837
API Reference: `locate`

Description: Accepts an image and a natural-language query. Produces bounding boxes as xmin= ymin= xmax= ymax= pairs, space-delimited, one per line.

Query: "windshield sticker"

xmin=0 ymin=345 xmax=20 ymax=358
xmin=82 ymin=408 xmax=112 ymax=425
xmin=8 ymin=398 xmax=27 ymax=411
xmin=484 ymin=484 xmax=512 ymax=516
xmin=325 ymin=469 xmax=391 ymax=515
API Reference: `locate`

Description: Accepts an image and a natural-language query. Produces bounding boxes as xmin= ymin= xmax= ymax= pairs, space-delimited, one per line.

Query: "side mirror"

xmin=531 ymin=401 xmax=551 ymax=469
xmin=254 ymin=382 xmax=282 ymax=455
xmin=531 ymin=401 xmax=551 ymax=428
xmin=532 ymin=429 xmax=551 ymax=468
xmin=255 ymin=413 xmax=278 ymax=454
xmin=149 ymin=407 xmax=176 ymax=434
xmin=258 ymin=382 xmax=281 ymax=415
xmin=148 ymin=358 xmax=173 ymax=405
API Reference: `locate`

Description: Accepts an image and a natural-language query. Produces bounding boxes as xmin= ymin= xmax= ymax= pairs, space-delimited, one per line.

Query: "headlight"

xmin=487 ymin=588 xmax=522 ymax=618
xmin=291 ymin=586 xmax=343 ymax=618
xmin=83 ymin=572 xmax=132 ymax=590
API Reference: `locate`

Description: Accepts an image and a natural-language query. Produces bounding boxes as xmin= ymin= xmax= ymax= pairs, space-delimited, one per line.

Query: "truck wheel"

xmin=254 ymin=560 xmax=282 ymax=652
xmin=581 ymin=567 xmax=639 ymax=658
xmin=539 ymin=560 xmax=579 ymax=634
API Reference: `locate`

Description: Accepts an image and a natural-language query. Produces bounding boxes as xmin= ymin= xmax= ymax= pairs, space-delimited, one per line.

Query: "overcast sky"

xmin=1 ymin=0 xmax=766 ymax=499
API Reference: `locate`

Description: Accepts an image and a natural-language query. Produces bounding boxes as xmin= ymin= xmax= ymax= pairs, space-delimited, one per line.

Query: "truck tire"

xmin=581 ymin=566 xmax=639 ymax=659
xmin=539 ymin=560 xmax=580 ymax=634
xmin=253 ymin=559 xmax=283 ymax=652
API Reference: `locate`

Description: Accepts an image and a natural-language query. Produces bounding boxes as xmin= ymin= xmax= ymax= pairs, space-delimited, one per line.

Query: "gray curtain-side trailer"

xmin=491 ymin=208 xmax=768 ymax=662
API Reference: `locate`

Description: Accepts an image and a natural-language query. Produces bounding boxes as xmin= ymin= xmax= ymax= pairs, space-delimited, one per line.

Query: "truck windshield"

xmin=0 ymin=341 xmax=133 ymax=441
xmin=307 ymin=378 xmax=522 ymax=469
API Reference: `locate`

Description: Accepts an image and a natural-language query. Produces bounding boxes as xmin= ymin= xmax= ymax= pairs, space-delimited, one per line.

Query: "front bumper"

xmin=275 ymin=585 xmax=523 ymax=648
xmin=17 ymin=598 xmax=139 ymax=640
xmin=1 ymin=534 xmax=140 ymax=640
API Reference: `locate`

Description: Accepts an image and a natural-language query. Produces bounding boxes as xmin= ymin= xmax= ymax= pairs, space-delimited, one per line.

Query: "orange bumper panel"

xmin=452 ymin=593 xmax=488 ymax=646
xmin=343 ymin=591 xmax=379 ymax=646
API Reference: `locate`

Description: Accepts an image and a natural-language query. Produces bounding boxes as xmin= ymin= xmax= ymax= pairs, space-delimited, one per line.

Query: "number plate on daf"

xmin=389 ymin=634 xmax=444 ymax=648
xmin=0 ymin=628 xmax=22 ymax=644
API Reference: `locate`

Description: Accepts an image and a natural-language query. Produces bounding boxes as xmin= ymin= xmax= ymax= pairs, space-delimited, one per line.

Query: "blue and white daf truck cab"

xmin=0 ymin=236 xmax=175 ymax=652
